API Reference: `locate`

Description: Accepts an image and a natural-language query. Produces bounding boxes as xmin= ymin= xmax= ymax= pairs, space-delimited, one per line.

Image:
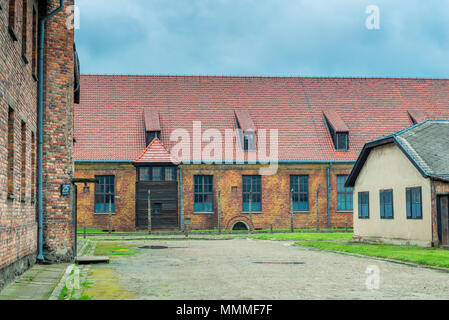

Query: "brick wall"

xmin=40 ymin=0 xmax=76 ymax=263
xmin=181 ymin=163 xmax=354 ymax=231
xmin=431 ymin=180 xmax=449 ymax=245
xmin=1 ymin=0 xmax=76 ymax=289
xmin=74 ymin=162 xmax=354 ymax=232
xmin=75 ymin=163 xmax=137 ymax=232
xmin=0 ymin=0 xmax=40 ymax=286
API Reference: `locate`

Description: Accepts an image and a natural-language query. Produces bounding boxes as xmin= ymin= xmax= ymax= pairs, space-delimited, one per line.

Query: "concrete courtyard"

xmin=81 ymin=239 xmax=449 ymax=300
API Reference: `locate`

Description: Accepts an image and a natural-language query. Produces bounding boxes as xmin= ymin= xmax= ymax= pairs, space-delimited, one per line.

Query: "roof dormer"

xmin=144 ymin=108 xmax=161 ymax=146
xmin=323 ymin=110 xmax=349 ymax=151
xmin=235 ymin=110 xmax=256 ymax=151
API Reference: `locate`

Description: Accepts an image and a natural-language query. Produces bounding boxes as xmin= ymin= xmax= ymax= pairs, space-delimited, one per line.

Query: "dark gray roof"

xmin=395 ymin=121 xmax=449 ymax=180
xmin=346 ymin=120 xmax=449 ymax=187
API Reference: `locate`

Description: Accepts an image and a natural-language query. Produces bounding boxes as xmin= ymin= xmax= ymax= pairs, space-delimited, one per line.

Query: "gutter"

xmin=179 ymin=166 xmax=184 ymax=230
xmin=327 ymin=162 xmax=333 ymax=228
xmin=37 ymin=0 xmax=65 ymax=262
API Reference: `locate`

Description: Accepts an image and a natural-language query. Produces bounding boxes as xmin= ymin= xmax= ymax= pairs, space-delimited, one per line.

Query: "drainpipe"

xmin=179 ymin=166 xmax=184 ymax=230
xmin=37 ymin=0 xmax=65 ymax=262
xmin=327 ymin=162 xmax=333 ymax=229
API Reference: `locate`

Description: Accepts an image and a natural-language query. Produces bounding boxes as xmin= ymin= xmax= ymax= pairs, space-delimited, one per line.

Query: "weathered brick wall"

xmin=181 ymin=163 xmax=354 ymax=231
xmin=431 ymin=180 xmax=449 ymax=245
xmin=75 ymin=163 xmax=136 ymax=232
xmin=41 ymin=0 xmax=76 ymax=263
xmin=73 ymin=162 xmax=354 ymax=232
xmin=0 ymin=0 xmax=40 ymax=285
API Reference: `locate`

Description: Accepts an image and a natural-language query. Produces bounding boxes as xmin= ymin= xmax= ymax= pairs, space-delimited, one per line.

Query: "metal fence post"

xmin=290 ymin=188 xmax=294 ymax=233
xmin=316 ymin=185 xmax=323 ymax=232
xmin=147 ymin=190 xmax=152 ymax=235
xmin=217 ymin=190 xmax=221 ymax=234
xmin=108 ymin=196 xmax=113 ymax=235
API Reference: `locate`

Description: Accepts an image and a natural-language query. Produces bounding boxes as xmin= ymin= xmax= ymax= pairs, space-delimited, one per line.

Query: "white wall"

xmin=353 ymin=143 xmax=432 ymax=247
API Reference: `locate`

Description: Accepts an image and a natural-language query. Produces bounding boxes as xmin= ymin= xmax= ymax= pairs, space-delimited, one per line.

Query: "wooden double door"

xmin=437 ymin=195 xmax=449 ymax=246
xmin=136 ymin=181 xmax=179 ymax=230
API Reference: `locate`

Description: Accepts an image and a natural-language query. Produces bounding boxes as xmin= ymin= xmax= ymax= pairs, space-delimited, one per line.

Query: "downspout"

xmin=37 ymin=0 xmax=65 ymax=262
xmin=179 ymin=166 xmax=184 ymax=230
xmin=327 ymin=162 xmax=333 ymax=229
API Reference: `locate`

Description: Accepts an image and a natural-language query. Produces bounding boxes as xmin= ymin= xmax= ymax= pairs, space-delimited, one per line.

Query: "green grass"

xmin=295 ymin=240 xmax=449 ymax=269
xmin=77 ymin=228 xmax=106 ymax=234
xmin=94 ymin=242 xmax=141 ymax=257
xmin=250 ymin=232 xmax=354 ymax=241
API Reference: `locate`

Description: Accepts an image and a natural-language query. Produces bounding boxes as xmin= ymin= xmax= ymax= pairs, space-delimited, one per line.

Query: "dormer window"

xmin=144 ymin=108 xmax=161 ymax=146
xmin=335 ymin=132 xmax=349 ymax=151
xmin=323 ymin=110 xmax=350 ymax=151
xmin=235 ymin=110 xmax=257 ymax=152
xmin=146 ymin=131 xmax=160 ymax=146
xmin=243 ymin=132 xmax=256 ymax=151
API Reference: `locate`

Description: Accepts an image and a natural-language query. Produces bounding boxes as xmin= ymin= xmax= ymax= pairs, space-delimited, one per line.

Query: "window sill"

xmin=291 ymin=211 xmax=310 ymax=214
xmin=193 ymin=212 xmax=215 ymax=215
xmin=337 ymin=211 xmax=353 ymax=214
xmin=8 ymin=26 xmax=18 ymax=41
xmin=241 ymin=211 xmax=263 ymax=215
xmin=94 ymin=212 xmax=116 ymax=216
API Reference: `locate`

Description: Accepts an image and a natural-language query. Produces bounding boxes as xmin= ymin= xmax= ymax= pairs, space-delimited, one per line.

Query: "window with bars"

xmin=337 ymin=175 xmax=353 ymax=211
xmin=336 ymin=132 xmax=349 ymax=151
xmin=290 ymin=175 xmax=309 ymax=211
xmin=20 ymin=121 xmax=26 ymax=201
xmin=358 ymin=192 xmax=370 ymax=219
xmin=242 ymin=175 xmax=261 ymax=212
xmin=380 ymin=190 xmax=394 ymax=219
xmin=95 ymin=176 xmax=115 ymax=213
xmin=194 ymin=175 xmax=213 ymax=212
xmin=7 ymin=107 xmax=15 ymax=198
xmin=8 ymin=0 xmax=18 ymax=40
xmin=21 ymin=0 xmax=28 ymax=60
xmin=138 ymin=166 xmax=176 ymax=181
xmin=406 ymin=187 xmax=422 ymax=219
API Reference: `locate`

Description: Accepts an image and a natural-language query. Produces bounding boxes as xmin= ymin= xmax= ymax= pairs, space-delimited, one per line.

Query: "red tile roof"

xmin=144 ymin=109 xmax=161 ymax=132
xmin=75 ymin=75 xmax=449 ymax=162
xmin=133 ymin=138 xmax=178 ymax=164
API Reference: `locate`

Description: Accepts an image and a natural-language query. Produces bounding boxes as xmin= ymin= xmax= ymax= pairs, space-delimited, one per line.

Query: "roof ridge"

xmin=80 ymin=74 xmax=449 ymax=81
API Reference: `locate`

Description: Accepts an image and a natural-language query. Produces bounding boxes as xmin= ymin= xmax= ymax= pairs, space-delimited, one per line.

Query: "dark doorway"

xmin=135 ymin=166 xmax=179 ymax=230
xmin=437 ymin=195 xmax=449 ymax=246
xmin=232 ymin=221 xmax=249 ymax=231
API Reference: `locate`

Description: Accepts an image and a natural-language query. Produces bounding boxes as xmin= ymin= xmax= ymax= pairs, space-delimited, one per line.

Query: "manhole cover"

xmin=252 ymin=262 xmax=306 ymax=265
xmin=139 ymin=245 xmax=169 ymax=250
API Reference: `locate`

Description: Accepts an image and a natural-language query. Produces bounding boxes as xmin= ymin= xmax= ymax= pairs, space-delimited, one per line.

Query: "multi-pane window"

xmin=380 ymin=190 xmax=394 ymax=219
xmin=290 ymin=175 xmax=309 ymax=211
xmin=152 ymin=167 xmax=162 ymax=181
xmin=336 ymin=132 xmax=348 ymax=151
xmin=22 ymin=0 xmax=28 ymax=59
xmin=7 ymin=107 xmax=15 ymax=197
xmin=20 ymin=121 xmax=26 ymax=201
xmin=358 ymin=192 xmax=370 ymax=219
xmin=32 ymin=6 xmax=37 ymax=75
xmin=95 ymin=176 xmax=115 ymax=213
xmin=243 ymin=133 xmax=256 ymax=151
xmin=242 ymin=175 xmax=261 ymax=212
xmin=406 ymin=187 xmax=422 ymax=219
xmin=139 ymin=166 xmax=176 ymax=181
xmin=31 ymin=132 xmax=36 ymax=201
xmin=337 ymin=175 xmax=353 ymax=211
xmin=194 ymin=175 xmax=213 ymax=212
xmin=8 ymin=0 xmax=17 ymax=37
xmin=165 ymin=167 xmax=176 ymax=181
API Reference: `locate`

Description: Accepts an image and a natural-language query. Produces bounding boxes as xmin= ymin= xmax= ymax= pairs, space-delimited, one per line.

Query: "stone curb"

xmin=293 ymin=244 xmax=449 ymax=274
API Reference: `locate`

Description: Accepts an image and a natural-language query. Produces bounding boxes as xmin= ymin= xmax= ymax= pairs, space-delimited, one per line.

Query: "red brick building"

xmin=75 ymin=75 xmax=449 ymax=232
xmin=0 ymin=0 xmax=78 ymax=290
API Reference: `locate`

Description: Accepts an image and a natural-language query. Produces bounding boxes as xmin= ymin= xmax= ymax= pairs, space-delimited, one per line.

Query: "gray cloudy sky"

xmin=75 ymin=0 xmax=449 ymax=77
